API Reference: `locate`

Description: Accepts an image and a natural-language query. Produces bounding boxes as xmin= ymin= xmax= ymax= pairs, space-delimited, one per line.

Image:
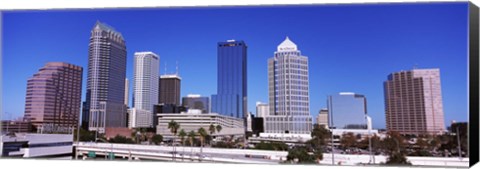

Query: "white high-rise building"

xmin=255 ymin=102 xmax=269 ymax=118
xmin=264 ymin=37 xmax=313 ymax=136
xmin=131 ymin=51 xmax=160 ymax=128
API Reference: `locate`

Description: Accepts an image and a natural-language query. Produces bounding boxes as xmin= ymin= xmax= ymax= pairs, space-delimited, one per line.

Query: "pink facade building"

xmin=24 ymin=62 xmax=83 ymax=129
xmin=384 ymin=68 xmax=446 ymax=135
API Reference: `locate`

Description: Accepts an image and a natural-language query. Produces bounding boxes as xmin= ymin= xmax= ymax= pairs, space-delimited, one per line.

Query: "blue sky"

xmin=2 ymin=2 xmax=469 ymax=129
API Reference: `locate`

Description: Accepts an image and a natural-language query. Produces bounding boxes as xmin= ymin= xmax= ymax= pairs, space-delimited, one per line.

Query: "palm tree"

xmin=209 ymin=124 xmax=216 ymax=145
xmin=198 ymin=127 xmax=208 ymax=158
xmin=188 ymin=130 xmax=196 ymax=158
xmin=179 ymin=129 xmax=187 ymax=146
xmin=168 ymin=120 xmax=180 ymax=160
xmin=216 ymin=125 xmax=222 ymax=134
xmin=178 ymin=129 xmax=187 ymax=161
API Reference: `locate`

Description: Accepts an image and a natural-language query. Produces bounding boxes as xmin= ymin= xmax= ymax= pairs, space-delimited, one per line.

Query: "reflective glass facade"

xmin=211 ymin=40 xmax=247 ymax=119
xmin=182 ymin=95 xmax=209 ymax=114
xmin=85 ymin=21 xmax=127 ymax=132
xmin=328 ymin=93 xmax=367 ymax=129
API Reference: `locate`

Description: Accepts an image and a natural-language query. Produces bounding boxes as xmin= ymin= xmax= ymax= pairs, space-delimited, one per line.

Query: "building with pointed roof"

xmin=84 ymin=21 xmax=127 ymax=133
xmin=264 ymin=37 xmax=313 ymax=137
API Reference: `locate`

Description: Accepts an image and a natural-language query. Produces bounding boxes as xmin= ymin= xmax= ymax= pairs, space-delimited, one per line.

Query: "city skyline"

xmin=2 ymin=3 xmax=469 ymax=129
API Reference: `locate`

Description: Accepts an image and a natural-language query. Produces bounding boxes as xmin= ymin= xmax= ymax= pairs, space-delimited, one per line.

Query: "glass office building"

xmin=85 ymin=21 xmax=127 ymax=133
xmin=182 ymin=94 xmax=210 ymax=114
xmin=211 ymin=40 xmax=247 ymax=119
xmin=328 ymin=92 xmax=368 ymax=129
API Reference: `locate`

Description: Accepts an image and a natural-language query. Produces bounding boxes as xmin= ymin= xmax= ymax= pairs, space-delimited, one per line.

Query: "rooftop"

xmin=160 ymin=74 xmax=181 ymax=80
xmin=92 ymin=21 xmax=124 ymax=39
xmin=277 ymin=36 xmax=298 ymax=52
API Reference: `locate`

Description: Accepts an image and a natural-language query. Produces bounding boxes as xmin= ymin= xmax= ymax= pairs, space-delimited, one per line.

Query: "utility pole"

xmin=328 ymin=96 xmax=335 ymax=165
xmin=5 ymin=112 xmax=10 ymax=134
xmin=75 ymin=114 xmax=82 ymax=160
xmin=456 ymin=126 xmax=462 ymax=159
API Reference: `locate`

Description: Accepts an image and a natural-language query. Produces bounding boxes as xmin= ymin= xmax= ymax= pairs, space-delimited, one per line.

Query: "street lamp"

xmin=365 ymin=115 xmax=375 ymax=164
xmin=330 ymin=126 xmax=335 ymax=165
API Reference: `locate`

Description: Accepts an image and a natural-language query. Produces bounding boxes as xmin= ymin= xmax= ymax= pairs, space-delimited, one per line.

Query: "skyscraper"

xmin=328 ymin=92 xmax=367 ymax=129
xmin=265 ymin=37 xmax=312 ymax=135
xmin=182 ymin=94 xmax=209 ymax=113
xmin=131 ymin=52 xmax=159 ymax=128
xmin=384 ymin=68 xmax=446 ymax=135
xmin=24 ymin=62 xmax=83 ymax=128
xmin=159 ymin=74 xmax=181 ymax=106
xmin=211 ymin=40 xmax=247 ymax=119
xmin=85 ymin=21 xmax=127 ymax=133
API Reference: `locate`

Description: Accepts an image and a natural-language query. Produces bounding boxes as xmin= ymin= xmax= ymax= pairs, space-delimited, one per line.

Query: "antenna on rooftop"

xmin=176 ymin=61 xmax=179 ymax=75
xmin=165 ymin=62 xmax=167 ymax=75
xmin=413 ymin=63 xmax=418 ymax=70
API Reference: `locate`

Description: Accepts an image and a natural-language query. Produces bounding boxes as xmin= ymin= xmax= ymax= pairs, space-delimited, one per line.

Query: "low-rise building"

xmin=156 ymin=111 xmax=244 ymax=139
xmin=0 ymin=133 xmax=73 ymax=159
xmin=105 ymin=127 xmax=133 ymax=140
xmin=1 ymin=120 xmax=33 ymax=134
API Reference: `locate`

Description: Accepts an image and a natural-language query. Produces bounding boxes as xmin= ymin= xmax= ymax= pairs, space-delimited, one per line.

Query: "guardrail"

xmin=75 ymin=142 xmax=469 ymax=167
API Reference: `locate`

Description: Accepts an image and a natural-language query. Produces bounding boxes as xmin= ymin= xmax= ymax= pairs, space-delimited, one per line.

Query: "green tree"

xmin=208 ymin=124 xmax=216 ymax=145
xmin=381 ymin=131 xmax=411 ymax=165
xmin=386 ymin=152 xmax=411 ymax=165
xmin=286 ymin=147 xmax=316 ymax=164
xmin=109 ymin=135 xmax=134 ymax=144
xmin=179 ymin=129 xmax=187 ymax=146
xmin=340 ymin=132 xmax=357 ymax=150
xmin=168 ymin=120 xmax=180 ymax=141
xmin=151 ymin=134 xmax=163 ymax=145
xmin=198 ymin=127 xmax=208 ymax=147
xmin=216 ymin=125 xmax=222 ymax=134
xmin=188 ymin=130 xmax=196 ymax=147
xmin=255 ymin=141 xmax=288 ymax=151
xmin=168 ymin=120 xmax=180 ymax=159
xmin=310 ymin=124 xmax=330 ymax=147
xmin=74 ymin=128 xmax=96 ymax=142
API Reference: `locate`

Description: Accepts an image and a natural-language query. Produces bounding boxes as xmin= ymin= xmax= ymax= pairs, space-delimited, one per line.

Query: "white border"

xmin=0 ymin=0 xmax=478 ymax=169
xmin=0 ymin=0 xmax=471 ymax=10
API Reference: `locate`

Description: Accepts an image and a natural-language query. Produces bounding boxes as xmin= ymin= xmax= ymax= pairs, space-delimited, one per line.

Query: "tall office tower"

xmin=316 ymin=108 xmax=329 ymax=128
xmin=384 ymin=68 xmax=445 ymax=135
xmin=265 ymin=37 xmax=313 ymax=135
xmin=24 ymin=62 xmax=83 ymax=129
xmin=255 ymin=102 xmax=269 ymax=118
xmin=182 ymin=94 xmax=210 ymax=113
xmin=211 ymin=40 xmax=247 ymax=119
xmin=130 ymin=52 xmax=160 ymax=128
xmin=159 ymin=74 xmax=181 ymax=105
xmin=85 ymin=21 xmax=127 ymax=133
xmin=327 ymin=92 xmax=367 ymax=129
xmin=124 ymin=78 xmax=129 ymax=106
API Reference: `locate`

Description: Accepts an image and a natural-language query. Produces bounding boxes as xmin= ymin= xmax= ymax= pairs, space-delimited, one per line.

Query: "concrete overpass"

xmin=74 ymin=142 xmax=469 ymax=167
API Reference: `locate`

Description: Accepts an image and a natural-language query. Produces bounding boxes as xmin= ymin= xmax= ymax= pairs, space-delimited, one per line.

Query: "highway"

xmin=74 ymin=142 xmax=469 ymax=167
